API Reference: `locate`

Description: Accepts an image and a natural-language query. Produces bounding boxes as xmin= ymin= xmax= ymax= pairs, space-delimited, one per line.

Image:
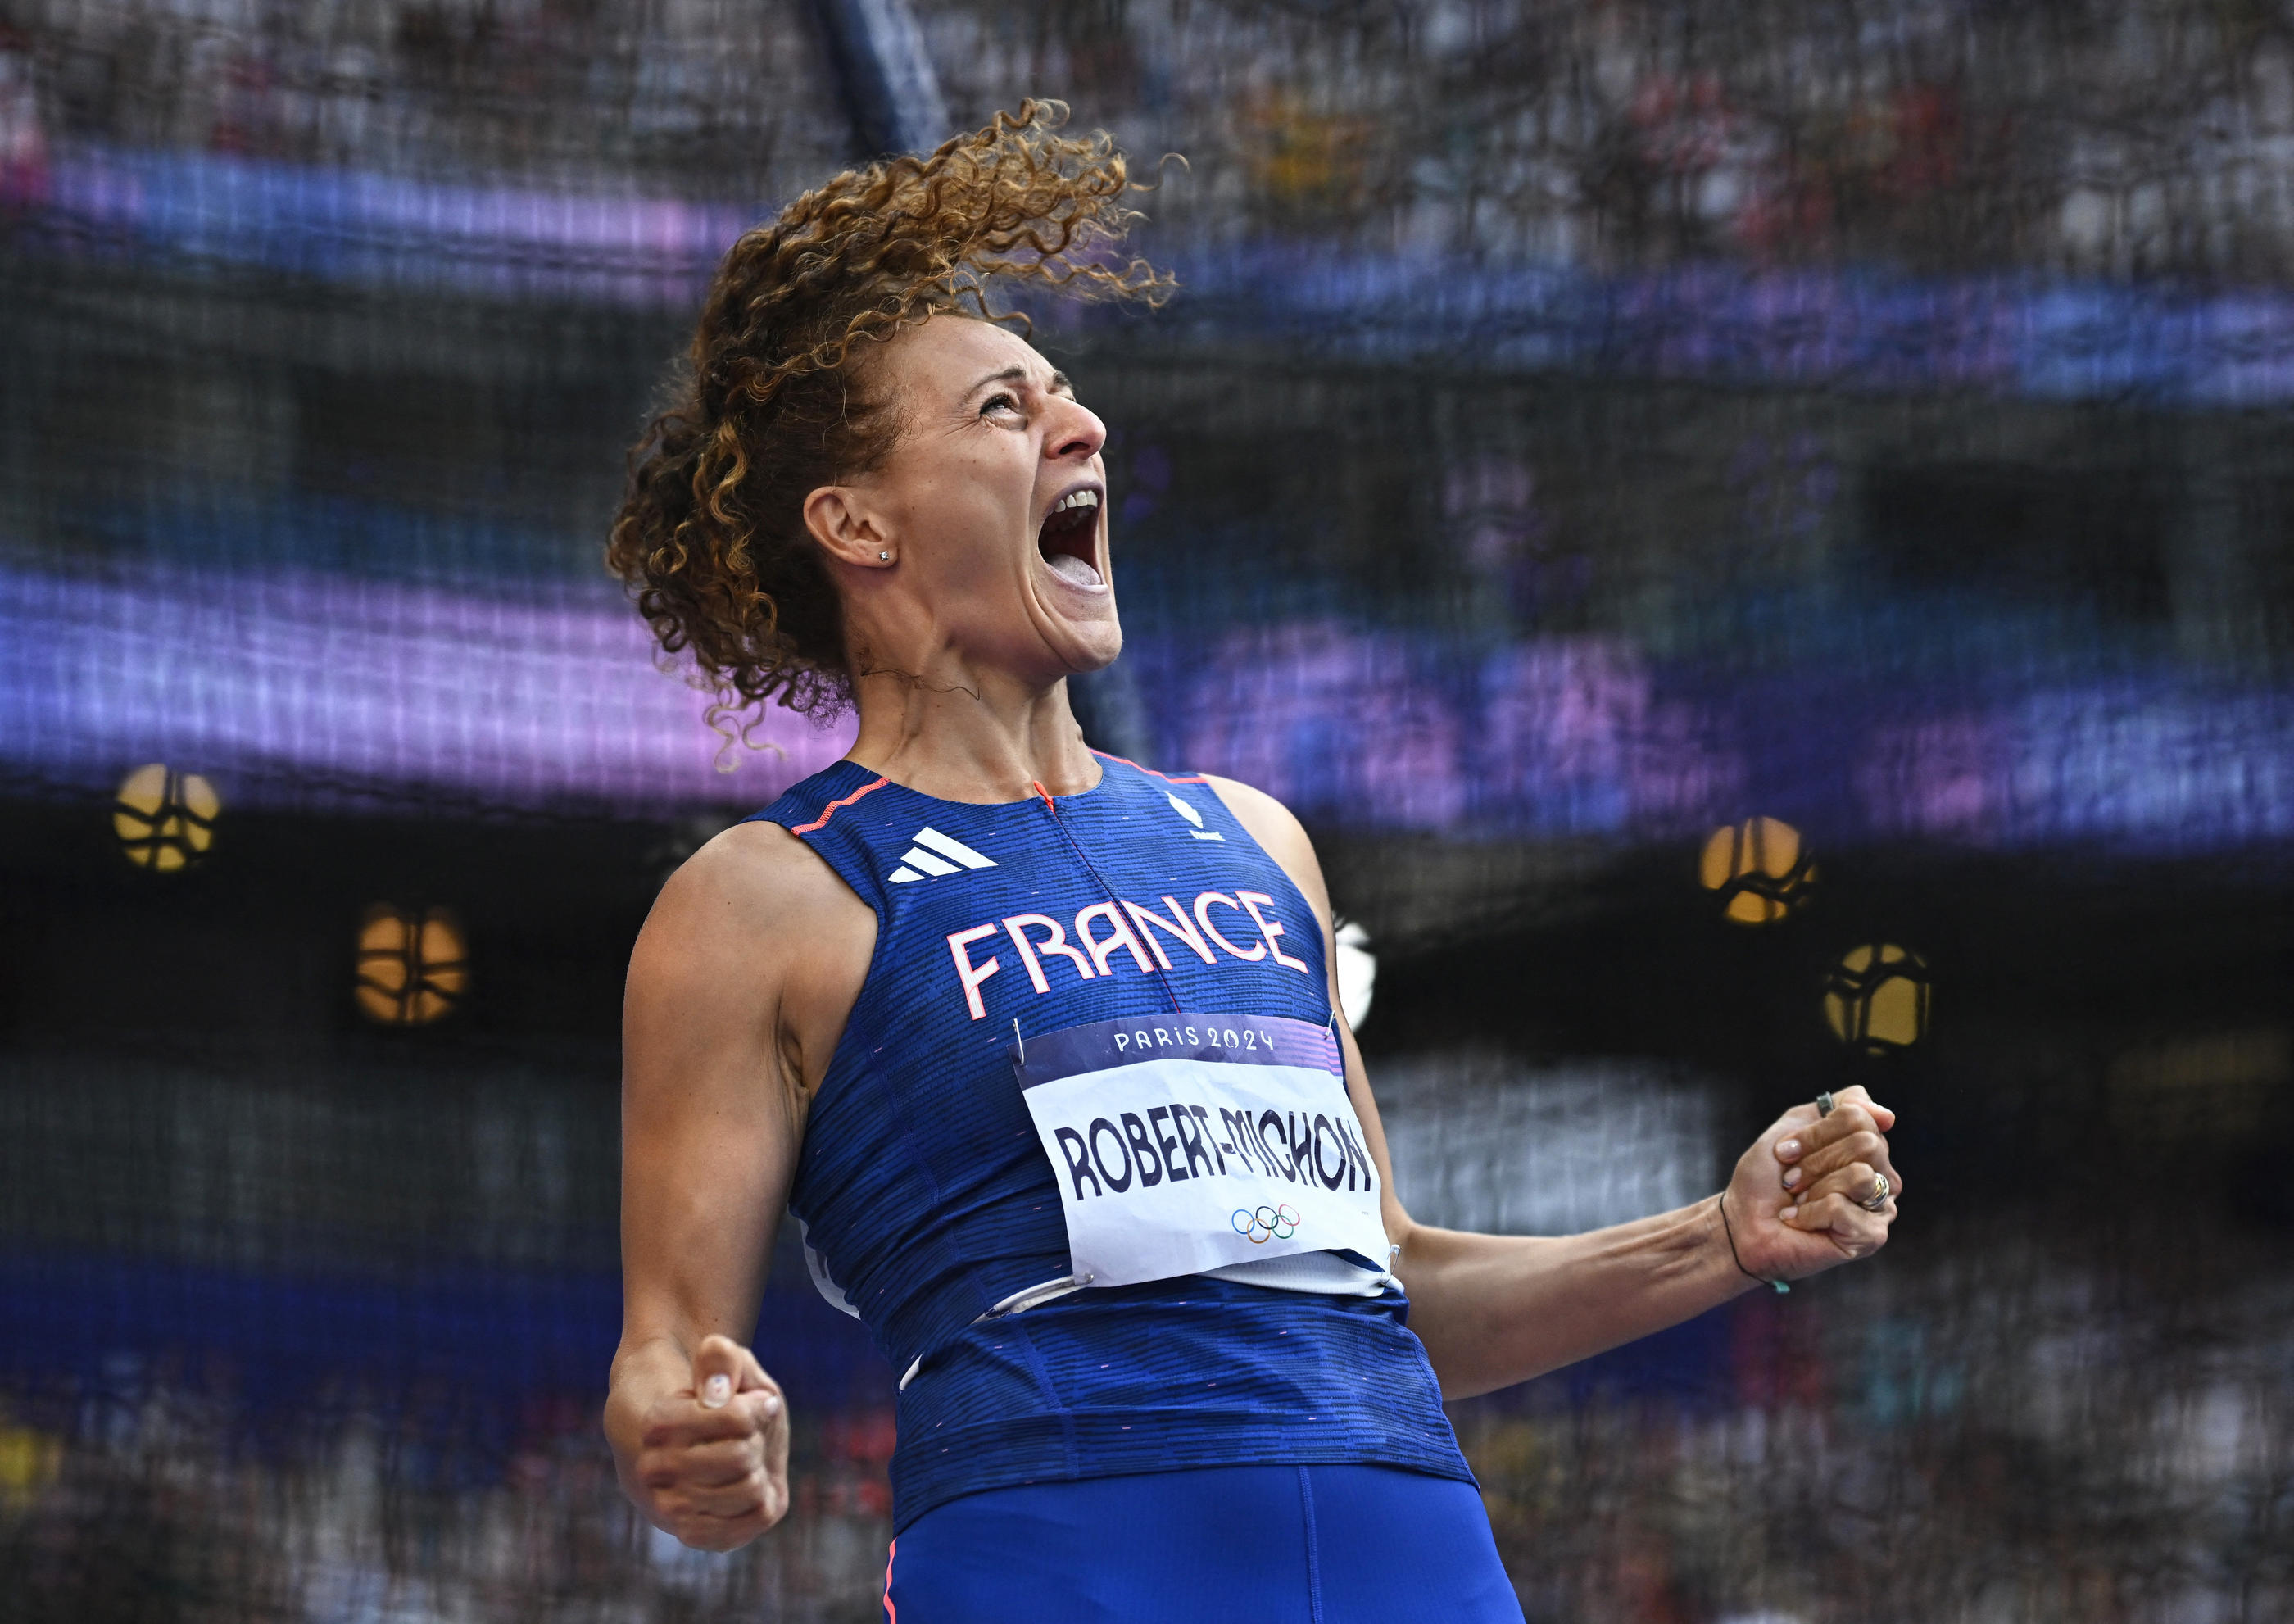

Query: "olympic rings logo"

xmin=1231 ymin=1204 xmax=1300 ymax=1244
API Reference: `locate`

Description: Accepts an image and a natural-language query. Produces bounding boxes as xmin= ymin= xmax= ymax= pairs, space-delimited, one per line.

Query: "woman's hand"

xmin=623 ymin=1334 xmax=791 ymax=1551
xmin=1725 ymin=1084 xmax=1903 ymax=1286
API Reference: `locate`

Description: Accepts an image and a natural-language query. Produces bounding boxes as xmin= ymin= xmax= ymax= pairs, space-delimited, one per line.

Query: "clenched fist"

xmin=616 ymin=1334 xmax=791 ymax=1551
xmin=1725 ymin=1084 xmax=1904 ymax=1285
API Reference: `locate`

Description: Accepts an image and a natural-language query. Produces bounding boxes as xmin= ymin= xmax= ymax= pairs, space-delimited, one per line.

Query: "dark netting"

xmin=1 ymin=2 xmax=2290 ymax=1619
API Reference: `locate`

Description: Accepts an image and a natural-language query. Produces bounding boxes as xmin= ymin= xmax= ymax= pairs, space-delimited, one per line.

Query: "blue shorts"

xmin=882 ymin=1463 xmax=1526 ymax=1623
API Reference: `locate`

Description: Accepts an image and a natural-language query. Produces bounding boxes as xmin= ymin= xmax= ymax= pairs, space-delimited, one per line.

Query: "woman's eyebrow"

xmin=965 ymin=365 xmax=1028 ymax=398
xmin=964 ymin=365 xmax=1072 ymax=399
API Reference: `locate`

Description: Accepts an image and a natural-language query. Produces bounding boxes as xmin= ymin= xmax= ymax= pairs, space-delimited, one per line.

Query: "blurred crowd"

xmin=0 ymin=0 xmax=843 ymax=200
xmin=1 ymin=1373 xmax=900 ymax=1623
xmin=1462 ymin=1216 xmax=2294 ymax=1623
xmin=2 ymin=0 xmax=2292 ymax=276
xmin=3 ymin=1211 xmax=2287 ymax=1622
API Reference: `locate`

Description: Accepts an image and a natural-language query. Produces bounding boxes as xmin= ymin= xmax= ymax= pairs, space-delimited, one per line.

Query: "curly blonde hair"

xmin=607 ymin=102 xmax=1174 ymax=728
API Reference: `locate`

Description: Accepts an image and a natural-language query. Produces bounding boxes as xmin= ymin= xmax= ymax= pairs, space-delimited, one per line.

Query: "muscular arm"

xmin=1205 ymin=775 xmax=1897 ymax=1401
xmin=604 ymin=820 xmax=873 ymax=1546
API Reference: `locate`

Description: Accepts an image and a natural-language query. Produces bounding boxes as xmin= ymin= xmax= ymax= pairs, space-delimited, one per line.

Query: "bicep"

xmin=618 ymin=860 xmax=805 ymax=1356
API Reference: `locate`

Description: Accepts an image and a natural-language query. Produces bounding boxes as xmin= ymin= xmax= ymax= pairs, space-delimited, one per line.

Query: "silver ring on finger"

xmin=1860 ymin=1172 xmax=1892 ymax=1212
xmin=1815 ymin=1091 xmax=1836 ymax=1117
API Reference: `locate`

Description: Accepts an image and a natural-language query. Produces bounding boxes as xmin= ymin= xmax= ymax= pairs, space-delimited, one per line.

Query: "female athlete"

xmin=602 ymin=104 xmax=1902 ymax=1622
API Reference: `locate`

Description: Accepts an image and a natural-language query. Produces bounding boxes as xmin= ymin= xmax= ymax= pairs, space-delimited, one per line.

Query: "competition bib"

xmin=1011 ymin=1013 xmax=1390 ymax=1290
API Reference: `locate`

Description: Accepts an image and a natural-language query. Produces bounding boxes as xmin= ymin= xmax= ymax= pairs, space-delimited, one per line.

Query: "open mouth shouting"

xmin=1037 ymin=483 xmax=1105 ymax=591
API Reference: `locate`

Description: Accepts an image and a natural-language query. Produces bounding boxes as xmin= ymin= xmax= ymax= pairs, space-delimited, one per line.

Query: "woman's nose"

xmin=1045 ymin=399 xmax=1105 ymax=462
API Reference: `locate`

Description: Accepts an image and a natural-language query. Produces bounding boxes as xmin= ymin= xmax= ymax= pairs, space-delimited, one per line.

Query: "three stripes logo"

xmin=887 ymin=826 xmax=998 ymax=885
xmin=1167 ymin=791 xmax=1224 ymax=841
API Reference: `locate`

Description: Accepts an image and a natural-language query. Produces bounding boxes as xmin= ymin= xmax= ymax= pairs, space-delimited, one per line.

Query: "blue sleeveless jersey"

xmin=748 ymin=753 xmax=1471 ymax=1530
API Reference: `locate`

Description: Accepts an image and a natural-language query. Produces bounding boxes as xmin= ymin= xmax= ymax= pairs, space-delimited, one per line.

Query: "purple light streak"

xmin=0 ymin=565 xmax=853 ymax=814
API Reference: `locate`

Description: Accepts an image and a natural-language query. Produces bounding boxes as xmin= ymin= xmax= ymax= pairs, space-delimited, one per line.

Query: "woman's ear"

xmin=804 ymin=485 xmax=896 ymax=569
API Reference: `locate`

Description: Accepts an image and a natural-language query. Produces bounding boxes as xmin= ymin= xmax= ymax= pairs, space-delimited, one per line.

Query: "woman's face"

xmin=834 ymin=315 xmax=1119 ymax=684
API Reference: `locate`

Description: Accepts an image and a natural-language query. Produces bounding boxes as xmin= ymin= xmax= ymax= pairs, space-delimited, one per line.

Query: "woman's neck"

xmin=843 ymin=664 xmax=1104 ymax=805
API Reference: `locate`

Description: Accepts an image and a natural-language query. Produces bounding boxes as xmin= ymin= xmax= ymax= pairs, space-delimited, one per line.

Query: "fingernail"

xmin=1778 ymin=1139 xmax=1802 ymax=1159
xmin=701 ymin=1374 xmax=731 ymax=1409
xmin=1781 ymin=1167 xmax=1801 ymax=1189
xmin=760 ymin=1393 xmax=781 ymax=1418
xmin=1779 ymin=1205 xmax=1799 ymax=1223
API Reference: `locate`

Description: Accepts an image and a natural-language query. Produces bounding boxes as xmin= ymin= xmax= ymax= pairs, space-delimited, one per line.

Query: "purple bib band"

xmin=1013 ymin=1012 xmax=1341 ymax=1091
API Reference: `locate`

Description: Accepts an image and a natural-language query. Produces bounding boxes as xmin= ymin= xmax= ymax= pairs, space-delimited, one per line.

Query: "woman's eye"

xmin=981 ymin=392 xmax=1022 ymax=417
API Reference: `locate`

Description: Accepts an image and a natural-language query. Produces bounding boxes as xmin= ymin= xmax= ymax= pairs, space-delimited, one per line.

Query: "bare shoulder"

xmin=1199 ymin=773 xmax=1332 ymax=917
xmin=641 ymin=819 xmax=866 ymax=958
xmin=628 ymin=818 xmax=876 ymax=1059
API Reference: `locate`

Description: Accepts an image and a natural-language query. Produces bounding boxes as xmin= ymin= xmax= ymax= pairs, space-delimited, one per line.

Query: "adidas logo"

xmin=1167 ymin=790 xmax=1224 ymax=841
xmin=888 ymin=826 xmax=998 ymax=884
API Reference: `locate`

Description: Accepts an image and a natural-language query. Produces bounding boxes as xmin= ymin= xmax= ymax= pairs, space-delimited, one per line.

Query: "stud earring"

xmin=878 ymin=551 xmax=891 ymax=562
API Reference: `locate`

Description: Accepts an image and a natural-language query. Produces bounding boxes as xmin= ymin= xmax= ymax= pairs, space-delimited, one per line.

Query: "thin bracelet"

xmin=1718 ymin=1191 xmax=1789 ymax=1295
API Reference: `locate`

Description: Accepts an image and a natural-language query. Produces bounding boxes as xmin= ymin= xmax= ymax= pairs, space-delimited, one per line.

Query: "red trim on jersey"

xmin=1091 ymin=749 xmax=1210 ymax=786
xmin=882 ymin=1539 xmax=897 ymax=1622
xmin=791 ymin=774 xmax=890 ymax=835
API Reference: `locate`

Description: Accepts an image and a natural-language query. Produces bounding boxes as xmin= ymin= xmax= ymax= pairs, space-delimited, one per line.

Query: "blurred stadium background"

xmin=2 ymin=1 xmax=2292 ymax=1619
